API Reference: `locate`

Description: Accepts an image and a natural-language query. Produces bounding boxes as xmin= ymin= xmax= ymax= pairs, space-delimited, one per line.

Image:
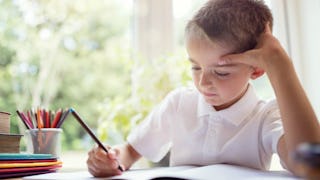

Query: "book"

xmin=0 ymin=133 xmax=23 ymax=153
xmin=0 ymin=111 xmax=10 ymax=133
xmin=0 ymin=153 xmax=56 ymax=160
xmin=0 ymin=160 xmax=62 ymax=168
xmin=0 ymin=165 xmax=62 ymax=179
xmin=22 ymin=164 xmax=298 ymax=180
xmin=0 ymin=170 xmax=55 ymax=179
xmin=0 ymin=153 xmax=62 ymax=179
xmin=0 ymin=111 xmax=23 ymax=153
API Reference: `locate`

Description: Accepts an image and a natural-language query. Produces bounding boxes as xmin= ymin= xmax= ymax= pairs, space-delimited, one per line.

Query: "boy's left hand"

xmin=219 ymin=23 xmax=291 ymax=73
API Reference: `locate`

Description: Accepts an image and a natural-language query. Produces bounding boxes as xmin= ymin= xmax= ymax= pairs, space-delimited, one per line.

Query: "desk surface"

xmin=22 ymin=164 xmax=300 ymax=180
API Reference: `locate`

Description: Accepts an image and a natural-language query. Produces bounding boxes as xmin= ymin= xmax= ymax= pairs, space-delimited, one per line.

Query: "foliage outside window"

xmin=0 ymin=0 xmax=132 ymax=150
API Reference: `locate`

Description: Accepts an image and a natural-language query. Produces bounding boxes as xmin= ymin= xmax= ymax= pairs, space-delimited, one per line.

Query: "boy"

xmin=87 ymin=0 xmax=320 ymax=177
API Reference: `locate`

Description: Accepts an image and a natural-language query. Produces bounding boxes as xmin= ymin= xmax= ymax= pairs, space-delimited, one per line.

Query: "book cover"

xmin=0 ymin=170 xmax=55 ymax=179
xmin=0 ymin=153 xmax=56 ymax=160
xmin=0 ymin=164 xmax=62 ymax=173
xmin=0 ymin=160 xmax=62 ymax=168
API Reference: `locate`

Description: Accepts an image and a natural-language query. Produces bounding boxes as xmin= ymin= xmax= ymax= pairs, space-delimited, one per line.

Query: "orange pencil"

xmin=37 ymin=108 xmax=43 ymax=128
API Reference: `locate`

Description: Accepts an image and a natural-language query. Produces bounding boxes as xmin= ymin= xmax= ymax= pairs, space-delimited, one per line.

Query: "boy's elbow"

xmin=283 ymin=158 xmax=319 ymax=179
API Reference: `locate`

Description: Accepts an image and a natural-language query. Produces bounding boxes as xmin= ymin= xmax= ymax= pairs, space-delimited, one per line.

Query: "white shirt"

xmin=127 ymin=85 xmax=284 ymax=170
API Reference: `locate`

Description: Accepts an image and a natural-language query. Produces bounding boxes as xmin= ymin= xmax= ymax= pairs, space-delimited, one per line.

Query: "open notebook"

xmin=23 ymin=164 xmax=299 ymax=180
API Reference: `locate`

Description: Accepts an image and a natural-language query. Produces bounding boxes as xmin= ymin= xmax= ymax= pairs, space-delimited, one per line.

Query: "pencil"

xmin=22 ymin=112 xmax=34 ymax=129
xmin=45 ymin=110 xmax=50 ymax=128
xmin=70 ymin=108 xmax=124 ymax=172
xmin=16 ymin=110 xmax=32 ymax=129
xmin=27 ymin=110 xmax=35 ymax=128
xmin=37 ymin=108 xmax=43 ymax=128
xmin=56 ymin=108 xmax=70 ymax=128
xmin=51 ymin=109 xmax=62 ymax=128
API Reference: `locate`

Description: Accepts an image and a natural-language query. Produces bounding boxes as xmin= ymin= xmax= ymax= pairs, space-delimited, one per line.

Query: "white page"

xmin=22 ymin=171 xmax=93 ymax=180
xmin=22 ymin=166 xmax=194 ymax=180
xmin=23 ymin=165 xmax=300 ymax=180
xmin=107 ymin=166 xmax=194 ymax=180
xmin=168 ymin=164 xmax=300 ymax=180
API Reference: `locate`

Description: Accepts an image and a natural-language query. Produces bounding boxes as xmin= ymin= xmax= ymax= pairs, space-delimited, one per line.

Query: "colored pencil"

xmin=16 ymin=110 xmax=32 ymax=129
xmin=70 ymin=108 xmax=124 ymax=172
xmin=51 ymin=109 xmax=62 ymax=128
xmin=37 ymin=108 xmax=43 ymax=129
xmin=55 ymin=109 xmax=70 ymax=128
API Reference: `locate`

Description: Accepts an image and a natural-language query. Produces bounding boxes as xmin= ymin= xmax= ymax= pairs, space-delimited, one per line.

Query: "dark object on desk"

xmin=294 ymin=142 xmax=320 ymax=179
xmin=70 ymin=108 xmax=124 ymax=172
xmin=294 ymin=142 xmax=320 ymax=167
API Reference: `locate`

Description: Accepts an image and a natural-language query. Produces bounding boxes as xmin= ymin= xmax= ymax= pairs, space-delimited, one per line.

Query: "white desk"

xmin=23 ymin=164 xmax=300 ymax=180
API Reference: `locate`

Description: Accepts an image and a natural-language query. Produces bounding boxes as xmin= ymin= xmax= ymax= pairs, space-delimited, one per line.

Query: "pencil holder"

xmin=25 ymin=128 xmax=63 ymax=158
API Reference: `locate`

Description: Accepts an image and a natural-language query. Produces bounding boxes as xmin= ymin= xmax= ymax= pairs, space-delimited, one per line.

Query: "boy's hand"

xmin=219 ymin=23 xmax=291 ymax=72
xmin=87 ymin=146 xmax=125 ymax=177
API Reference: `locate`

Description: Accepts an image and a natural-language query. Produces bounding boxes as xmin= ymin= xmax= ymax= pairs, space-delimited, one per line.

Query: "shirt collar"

xmin=197 ymin=84 xmax=260 ymax=126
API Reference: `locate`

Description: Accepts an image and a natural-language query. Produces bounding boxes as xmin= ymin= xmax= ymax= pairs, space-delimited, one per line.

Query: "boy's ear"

xmin=250 ymin=67 xmax=265 ymax=80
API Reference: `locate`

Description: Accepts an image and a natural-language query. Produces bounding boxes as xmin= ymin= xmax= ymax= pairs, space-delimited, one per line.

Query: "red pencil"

xmin=45 ymin=110 xmax=50 ymax=128
xmin=51 ymin=109 xmax=62 ymax=128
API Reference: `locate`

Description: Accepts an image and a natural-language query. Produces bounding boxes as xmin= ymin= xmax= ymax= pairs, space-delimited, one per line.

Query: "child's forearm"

xmin=267 ymin=58 xmax=320 ymax=146
xmin=266 ymin=55 xmax=320 ymax=175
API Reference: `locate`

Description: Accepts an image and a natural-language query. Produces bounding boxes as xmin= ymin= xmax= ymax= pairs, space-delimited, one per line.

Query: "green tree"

xmin=0 ymin=0 xmax=132 ymax=150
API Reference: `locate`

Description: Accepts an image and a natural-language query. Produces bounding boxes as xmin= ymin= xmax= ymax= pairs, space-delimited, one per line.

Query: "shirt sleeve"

xmin=127 ymin=89 xmax=180 ymax=162
xmin=261 ymin=100 xmax=284 ymax=160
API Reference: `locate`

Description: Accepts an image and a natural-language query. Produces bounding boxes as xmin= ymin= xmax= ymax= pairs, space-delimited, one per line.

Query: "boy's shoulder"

xmin=261 ymin=98 xmax=279 ymax=111
xmin=258 ymin=98 xmax=281 ymax=120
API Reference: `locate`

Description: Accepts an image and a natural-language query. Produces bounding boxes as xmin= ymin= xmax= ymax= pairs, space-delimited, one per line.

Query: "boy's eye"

xmin=214 ymin=71 xmax=230 ymax=77
xmin=191 ymin=66 xmax=201 ymax=71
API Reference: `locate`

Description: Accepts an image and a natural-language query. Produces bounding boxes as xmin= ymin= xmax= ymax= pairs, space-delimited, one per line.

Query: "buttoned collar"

xmin=197 ymin=84 xmax=260 ymax=126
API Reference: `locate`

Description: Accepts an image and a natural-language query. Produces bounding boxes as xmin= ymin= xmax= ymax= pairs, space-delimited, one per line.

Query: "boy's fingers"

xmin=87 ymin=146 xmax=124 ymax=177
xmin=113 ymin=148 xmax=120 ymax=156
xmin=94 ymin=147 xmax=108 ymax=156
xmin=220 ymin=52 xmax=256 ymax=66
xmin=218 ymin=49 xmax=261 ymax=67
xmin=120 ymin=164 xmax=126 ymax=171
xmin=108 ymin=150 xmax=117 ymax=159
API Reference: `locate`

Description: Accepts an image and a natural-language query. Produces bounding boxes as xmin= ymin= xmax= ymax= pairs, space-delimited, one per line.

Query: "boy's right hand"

xmin=87 ymin=146 xmax=124 ymax=177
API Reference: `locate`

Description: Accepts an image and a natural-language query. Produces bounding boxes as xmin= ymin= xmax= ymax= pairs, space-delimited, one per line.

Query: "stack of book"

xmin=0 ymin=153 xmax=62 ymax=178
xmin=0 ymin=111 xmax=63 ymax=178
xmin=0 ymin=111 xmax=23 ymax=153
xmin=0 ymin=133 xmax=23 ymax=153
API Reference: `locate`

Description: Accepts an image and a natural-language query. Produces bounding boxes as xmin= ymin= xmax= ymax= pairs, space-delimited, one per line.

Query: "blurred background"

xmin=1 ymin=0 xmax=319 ymax=171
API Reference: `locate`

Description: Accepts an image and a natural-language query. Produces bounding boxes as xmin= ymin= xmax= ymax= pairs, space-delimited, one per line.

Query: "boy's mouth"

xmin=202 ymin=91 xmax=218 ymax=97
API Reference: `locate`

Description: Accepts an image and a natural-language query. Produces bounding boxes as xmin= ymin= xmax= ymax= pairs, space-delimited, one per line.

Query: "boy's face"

xmin=186 ymin=36 xmax=255 ymax=110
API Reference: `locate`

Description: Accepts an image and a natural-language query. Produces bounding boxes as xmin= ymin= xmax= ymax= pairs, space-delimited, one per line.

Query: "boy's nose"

xmin=199 ymin=71 xmax=213 ymax=87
